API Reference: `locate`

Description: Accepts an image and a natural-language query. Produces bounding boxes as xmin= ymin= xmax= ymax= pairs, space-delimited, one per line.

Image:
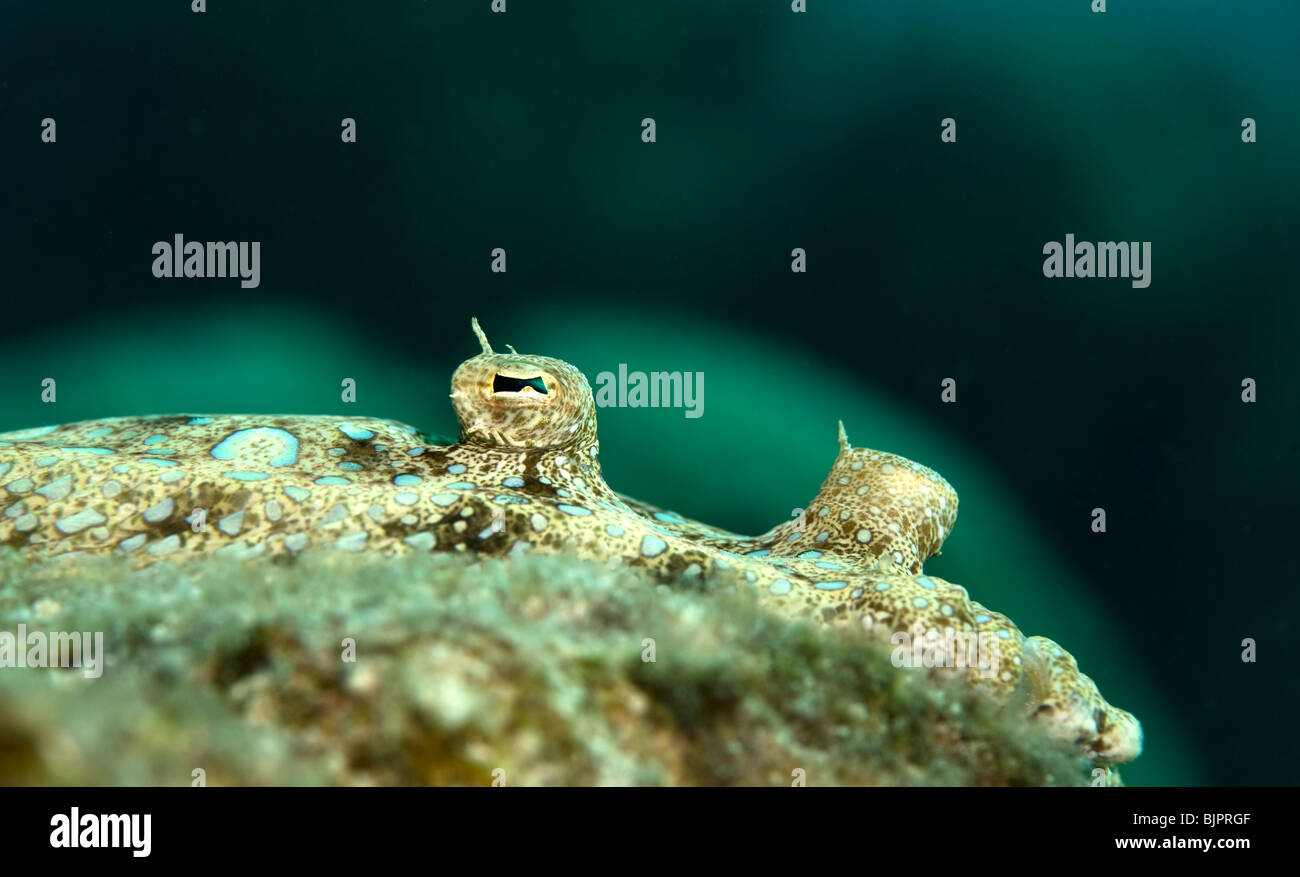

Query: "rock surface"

xmin=0 ymin=549 xmax=1110 ymax=786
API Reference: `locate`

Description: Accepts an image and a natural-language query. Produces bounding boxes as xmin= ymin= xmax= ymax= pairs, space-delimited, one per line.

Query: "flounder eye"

xmin=493 ymin=374 xmax=548 ymax=395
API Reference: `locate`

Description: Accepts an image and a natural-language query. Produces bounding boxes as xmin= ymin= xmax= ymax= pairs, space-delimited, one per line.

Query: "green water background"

xmin=3 ymin=1 xmax=1298 ymax=785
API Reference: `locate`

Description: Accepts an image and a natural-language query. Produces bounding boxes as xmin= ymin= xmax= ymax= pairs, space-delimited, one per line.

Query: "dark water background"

xmin=2 ymin=1 xmax=1297 ymax=786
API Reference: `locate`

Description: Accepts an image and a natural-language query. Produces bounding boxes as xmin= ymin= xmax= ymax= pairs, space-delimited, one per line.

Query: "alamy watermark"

xmin=890 ymin=626 xmax=999 ymax=679
xmin=1042 ymin=235 xmax=1150 ymax=288
xmin=151 ymin=234 xmax=260 ymax=288
xmin=50 ymin=807 xmax=150 ymax=857
xmin=594 ymin=365 xmax=703 ymax=418
xmin=0 ymin=624 xmax=104 ymax=678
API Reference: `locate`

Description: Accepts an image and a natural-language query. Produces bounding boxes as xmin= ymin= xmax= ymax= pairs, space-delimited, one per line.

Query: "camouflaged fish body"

xmin=0 ymin=319 xmax=1142 ymax=766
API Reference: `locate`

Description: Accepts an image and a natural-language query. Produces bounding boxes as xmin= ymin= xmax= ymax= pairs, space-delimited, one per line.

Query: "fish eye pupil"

xmin=493 ymin=374 xmax=548 ymax=395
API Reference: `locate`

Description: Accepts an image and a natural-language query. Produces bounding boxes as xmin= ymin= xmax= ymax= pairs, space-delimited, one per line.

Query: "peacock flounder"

xmin=0 ymin=319 xmax=1142 ymax=766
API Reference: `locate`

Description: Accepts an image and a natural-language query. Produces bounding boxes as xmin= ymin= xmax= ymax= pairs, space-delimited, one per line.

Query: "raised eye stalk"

xmin=471 ymin=317 xmax=493 ymax=355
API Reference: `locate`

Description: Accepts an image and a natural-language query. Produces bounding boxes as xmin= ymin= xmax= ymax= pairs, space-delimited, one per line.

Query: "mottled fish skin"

xmin=0 ymin=318 xmax=1141 ymax=766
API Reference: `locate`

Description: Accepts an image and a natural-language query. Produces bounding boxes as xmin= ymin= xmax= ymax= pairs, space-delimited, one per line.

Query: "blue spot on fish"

xmin=335 ymin=532 xmax=368 ymax=551
xmin=640 ymin=534 xmax=668 ymax=557
xmin=118 ymin=534 xmax=146 ymax=552
xmin=211 ymin=427 xmax=300 ymax=467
